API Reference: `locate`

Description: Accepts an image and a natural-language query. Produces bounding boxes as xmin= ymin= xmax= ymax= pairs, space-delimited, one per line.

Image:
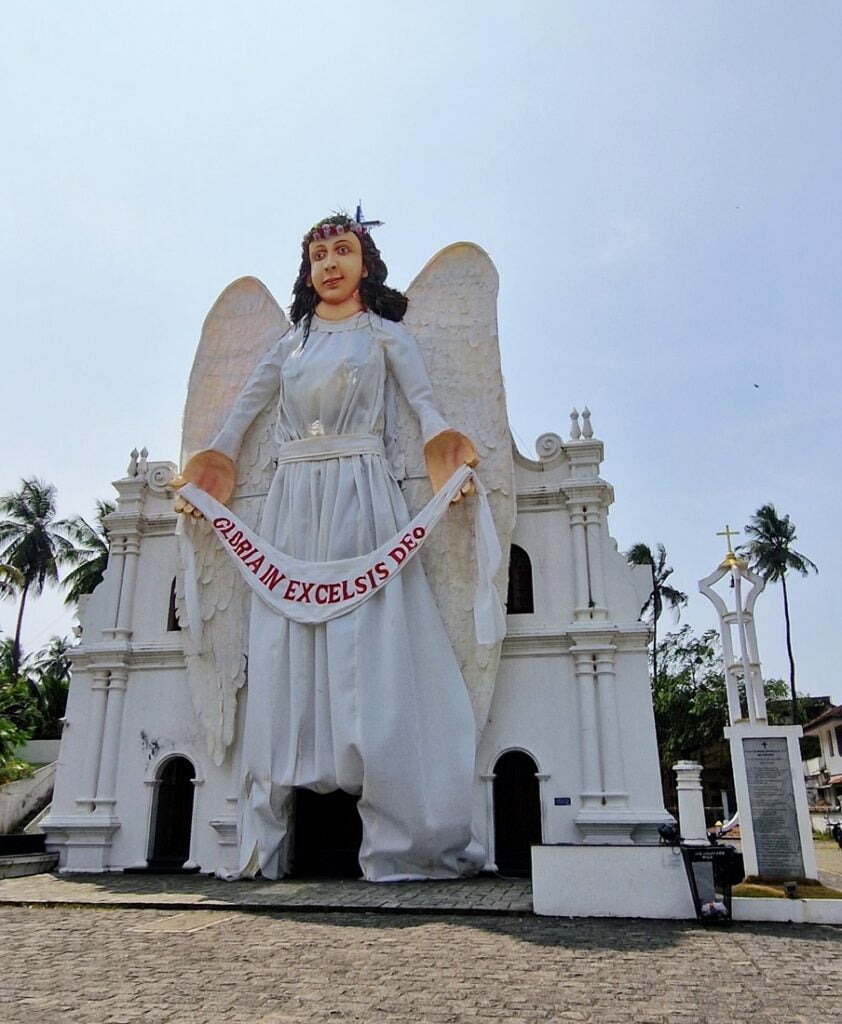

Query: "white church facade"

xmin=44 ymin=412 xmax=673 ymax=876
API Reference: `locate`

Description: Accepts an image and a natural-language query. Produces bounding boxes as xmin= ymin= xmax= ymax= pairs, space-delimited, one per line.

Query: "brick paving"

xmin=2 ymin=852 xmax=841 ymax=1023
xmin=814 ymin=840 xmax=842 ymax=890
xmin=0 ymin=872 xmax=533 ymax=915
xmin=2 ymin=903 xmax=840 ymax=1024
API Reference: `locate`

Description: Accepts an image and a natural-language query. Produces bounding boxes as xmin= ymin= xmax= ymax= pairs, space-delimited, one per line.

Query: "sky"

xmin=2 ymin=2 xmax=840 ymax=703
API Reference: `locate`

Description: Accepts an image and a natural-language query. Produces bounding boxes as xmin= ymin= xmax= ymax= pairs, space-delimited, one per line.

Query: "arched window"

xmin=493 ymin=750 xmax=542 ymax=877
xmin=506 ymin=545 xmax=534 ymax=614
xmin=147 ymin=756 xmax=195 ymax=869
xmin=167 ymin=578 xmax=181 ymax=631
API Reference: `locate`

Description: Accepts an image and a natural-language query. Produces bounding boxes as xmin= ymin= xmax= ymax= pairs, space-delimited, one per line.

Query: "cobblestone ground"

xmin=2 ymin=904 xmax=841 ymax=1024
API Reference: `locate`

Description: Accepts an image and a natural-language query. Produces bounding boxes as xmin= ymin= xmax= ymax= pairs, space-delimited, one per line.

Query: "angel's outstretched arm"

xmin=210 ymin=327 xmax=292 ymax=461
xmin=378 ymin=318 xmax=477 ymax=494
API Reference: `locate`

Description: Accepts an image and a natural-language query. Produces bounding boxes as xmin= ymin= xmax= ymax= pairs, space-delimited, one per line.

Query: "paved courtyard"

xmin=2 ymin=902 xmax=841 ymax=1024
xmin=2 ymin=862 xmax=842 ymax=1024
xmin=1 ymin=845 xmax=841 ymax=1024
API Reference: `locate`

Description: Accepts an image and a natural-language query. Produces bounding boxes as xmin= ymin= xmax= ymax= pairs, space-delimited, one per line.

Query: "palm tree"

xmin=0 ymin=479 xmax=78 ymax=677
xmin=626 ymin=542 xmax=688 ymax=682
xmin=29 ymin=635 xmax=72 ymax=738
xmin=742 ymin=504 xmax=817 ymax=725
xmin=60 ymin=500 xmax=115 ymax=605
xmin=0 ymin=563 xmax=23 ymax=601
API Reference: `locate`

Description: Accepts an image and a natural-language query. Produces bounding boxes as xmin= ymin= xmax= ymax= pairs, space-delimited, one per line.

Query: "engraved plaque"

xmin=743 ymin=737 xmax=804 ymax=878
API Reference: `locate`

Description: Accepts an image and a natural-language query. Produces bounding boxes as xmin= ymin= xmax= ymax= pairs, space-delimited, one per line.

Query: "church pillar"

xmin=101 ymin=471 xmax=146 ymax=643
xmin=584 ymin=507 xmax=607 ymax=619
xmin=114 ymin=530 xmax=142 ymax=641
xmin=595 ymin=646 xmax=627 ymax=802
xmin=568 ymin=505 xmax=591 ymax=619
xmin=94 ymin=668 xmax=129 ymax=811
xmin=480 ymin=772 xmax=497 ymax=871
xmin=573 ymin=649 xmax=602 ymax=804
xmin=75 ymin=669 xmax=110 ymax=810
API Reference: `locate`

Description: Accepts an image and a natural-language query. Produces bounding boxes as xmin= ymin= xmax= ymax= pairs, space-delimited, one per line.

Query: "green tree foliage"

xmin=0 ymin=638 xmax=35 ymax=782
xmin=741 ymin=504 xmax=817 ymax=725
xmin=652 ymin=626 xmax=789 ymax=770
xmin=28 ymin=635 xmax=71 ymax=739
xmin=0 ymin=563 xmax=23 ymax=601
xmin=0 ymin=479 xmax=79 ymax=676
xmin=60 ymin=500 xmax=115 ymax=606
xmin=625 ymin=542 xmax=688 ymax=681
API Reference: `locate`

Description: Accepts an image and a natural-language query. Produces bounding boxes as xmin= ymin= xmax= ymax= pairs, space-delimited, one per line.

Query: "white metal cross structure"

xmin=698 ymin=530 xmax=767 ymax=726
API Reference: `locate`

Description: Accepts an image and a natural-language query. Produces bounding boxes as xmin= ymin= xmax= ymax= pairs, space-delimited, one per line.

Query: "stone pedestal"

xmin=725 ymin=723 xmax=817 ymax=880
xmin=673 ymin=761 xmax=708 ymax=844
xmin=532 ymin=844 xmax=695 ymax=919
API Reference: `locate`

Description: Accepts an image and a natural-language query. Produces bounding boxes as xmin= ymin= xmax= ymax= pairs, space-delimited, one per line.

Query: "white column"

xmin=94 ymin=668 xmax=128 ymax=811
xmin=568 ymin=505 xmax=591 ymax=619
xmin=113 ymin=530 xmax=142 ymax=641
xmin=595 ymin=648 xmax=626 ymax=801
xmin=75 ymin=669 xmax=109 ymax=810
xmin=673 ymin=760 xmax=708 ymax=845
xmin=573 ymin=650 xmax=602 ymax=803
xmin=100 ymin=536 xmax=126 ymax=640
xmin=584 ymin=507 xmax=606 ymax=617
xmin=719 ymin=620 xmax=744 ymax=725
xmin=481 ymin=772 xmax=496 ymax=871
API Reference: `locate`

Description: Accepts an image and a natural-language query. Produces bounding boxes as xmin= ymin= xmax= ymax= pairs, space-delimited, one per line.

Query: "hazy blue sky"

xmin=2 ymin=2 xmax=840 ymax=702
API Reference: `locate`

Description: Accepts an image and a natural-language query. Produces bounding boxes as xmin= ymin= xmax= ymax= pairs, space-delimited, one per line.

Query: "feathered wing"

xmin=175 ymin=277 xmax=288 ymax=766
xmin=397 ymin=243 xmax=515 ymax=736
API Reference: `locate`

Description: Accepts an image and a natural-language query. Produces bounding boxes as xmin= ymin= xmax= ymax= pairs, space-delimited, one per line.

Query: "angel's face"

xmin=307 ymin=232 xmax=367 ymax=309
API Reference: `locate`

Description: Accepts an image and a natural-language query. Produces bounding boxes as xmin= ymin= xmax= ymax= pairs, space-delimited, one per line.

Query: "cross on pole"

xmin=717 ymin=524 xmax=739 ymax=555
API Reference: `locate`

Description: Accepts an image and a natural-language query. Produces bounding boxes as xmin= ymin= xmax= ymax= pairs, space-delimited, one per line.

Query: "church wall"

xmin=45 ymin=426 xmax=673 ymax=873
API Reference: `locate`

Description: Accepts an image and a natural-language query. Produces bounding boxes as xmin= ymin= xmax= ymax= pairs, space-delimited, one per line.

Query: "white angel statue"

xmin=174 ymin=213 xmax=514 ymax=881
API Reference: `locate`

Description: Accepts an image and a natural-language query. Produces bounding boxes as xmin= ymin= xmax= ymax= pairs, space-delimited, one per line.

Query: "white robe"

xmin=212 ymin=310 xmax=484 ymax=881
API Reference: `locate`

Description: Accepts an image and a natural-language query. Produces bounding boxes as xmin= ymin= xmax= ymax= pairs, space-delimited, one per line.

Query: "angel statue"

xmin=173 ymin=213 xmax=515 ymax=881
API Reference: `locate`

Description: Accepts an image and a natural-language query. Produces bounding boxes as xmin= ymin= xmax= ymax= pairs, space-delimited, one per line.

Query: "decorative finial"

xmin=582 ymin=406 xmax=593 ymax=439
xmin=128 ymin=449 xmax=139 ymax=477
xmin=570 ymin=408 xmax=581 ymax=441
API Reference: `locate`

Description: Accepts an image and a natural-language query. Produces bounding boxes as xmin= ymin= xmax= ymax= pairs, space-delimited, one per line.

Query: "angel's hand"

xmin=171 ymin=450 xmax=236 ymax=519
xmin=424 ymin=429 xmax=478 ymax=501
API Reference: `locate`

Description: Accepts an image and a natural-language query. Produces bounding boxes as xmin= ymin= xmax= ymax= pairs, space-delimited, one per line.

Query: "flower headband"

xmin=304 ymin=218 xmax=369 ymax=244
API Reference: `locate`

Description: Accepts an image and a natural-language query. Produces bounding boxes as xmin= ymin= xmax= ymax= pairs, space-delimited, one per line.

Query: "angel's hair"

xmin=290 ymin=214 xmax=409 ymax=339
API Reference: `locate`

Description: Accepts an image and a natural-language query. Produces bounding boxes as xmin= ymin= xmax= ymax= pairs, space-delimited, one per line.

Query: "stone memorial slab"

xmin=743 ymin=736 xmax=804 ymax=878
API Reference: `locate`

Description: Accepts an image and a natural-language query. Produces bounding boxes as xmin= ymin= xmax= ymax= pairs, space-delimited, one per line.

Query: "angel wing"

xmin=175 ymin=277 xmax=288 ymax=766
xmin=397 ymin=243 xmax=515 ymax=736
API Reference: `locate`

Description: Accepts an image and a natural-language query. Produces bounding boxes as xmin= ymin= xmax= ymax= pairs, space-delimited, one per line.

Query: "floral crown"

xmin=304 ymin=216 xmax=368 ymax=245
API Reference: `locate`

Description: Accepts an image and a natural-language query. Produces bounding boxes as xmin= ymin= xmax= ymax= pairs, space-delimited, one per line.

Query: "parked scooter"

xmin=831 ymin=822 xmax=842 ymax=851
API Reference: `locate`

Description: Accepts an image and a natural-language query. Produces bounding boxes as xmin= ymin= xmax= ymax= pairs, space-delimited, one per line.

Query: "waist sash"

xmin=275 ymin=433 xmax=386 ymax=464
xmin=178 ymin=463 xmax=505 ymax=646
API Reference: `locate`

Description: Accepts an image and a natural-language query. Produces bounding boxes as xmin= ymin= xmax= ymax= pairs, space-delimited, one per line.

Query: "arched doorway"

xmin=148 ymin=756 xmax=195 ymax=869
xmin=290 ymin=788 xmax=363 ymax=878
xmin=493 ymin=750 xmax=542 ymax=877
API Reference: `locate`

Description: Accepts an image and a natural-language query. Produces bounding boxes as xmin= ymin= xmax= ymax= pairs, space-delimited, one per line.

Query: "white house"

xmin=803 ymin=705 xmax=842 ymax=827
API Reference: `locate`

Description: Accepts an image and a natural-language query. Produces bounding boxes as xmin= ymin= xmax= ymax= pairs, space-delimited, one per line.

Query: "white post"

xmin=673 ymin=761 xmax=708 ymax=845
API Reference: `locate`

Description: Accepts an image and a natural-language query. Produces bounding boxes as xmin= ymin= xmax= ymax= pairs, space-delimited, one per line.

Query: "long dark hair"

xmin=290 ymin=215 xmax=408 ymax=339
